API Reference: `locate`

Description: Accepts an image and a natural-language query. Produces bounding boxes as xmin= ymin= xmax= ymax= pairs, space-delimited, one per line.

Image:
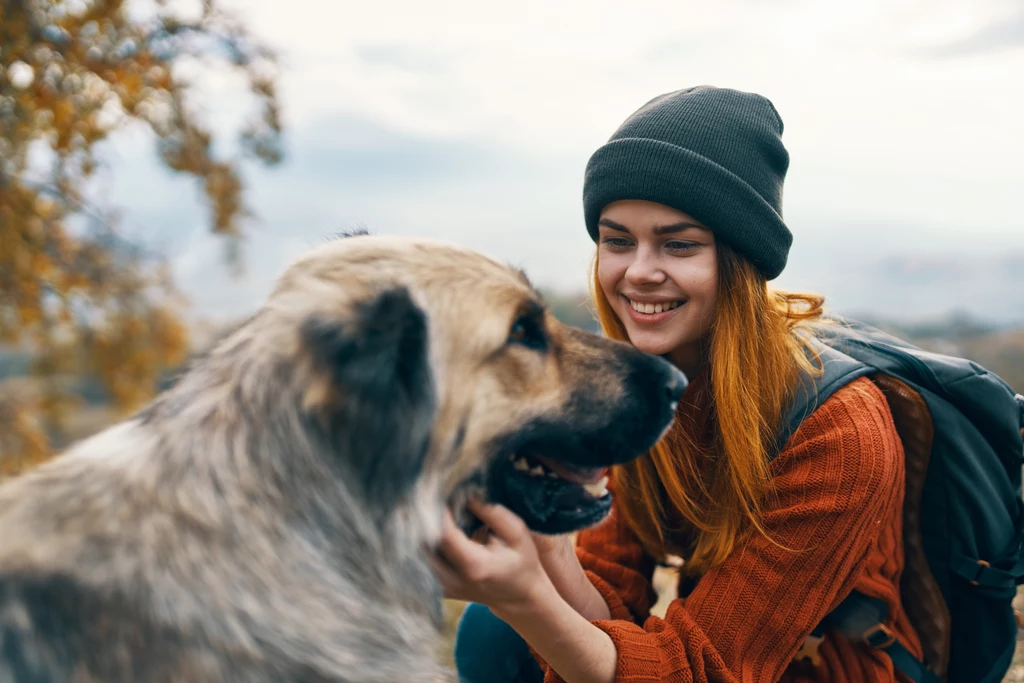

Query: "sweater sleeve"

xmin=543 ymin=377 xmax=905 ymax=683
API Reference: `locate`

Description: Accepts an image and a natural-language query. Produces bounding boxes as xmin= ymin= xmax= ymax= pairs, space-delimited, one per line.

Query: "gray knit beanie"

xmin=583 ymin=85 xmax=792 ymax=280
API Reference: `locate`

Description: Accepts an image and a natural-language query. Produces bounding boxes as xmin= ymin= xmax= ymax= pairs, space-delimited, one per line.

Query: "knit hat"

xmin=583 ymin=86 xmax=792 ymax=280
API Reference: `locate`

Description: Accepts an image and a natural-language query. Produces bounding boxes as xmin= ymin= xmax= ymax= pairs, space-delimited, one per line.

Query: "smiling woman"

xmin=594 ymin=202 xmax=720 ymax=375
xmin=441 ymin=85 xmax=931 ymax=683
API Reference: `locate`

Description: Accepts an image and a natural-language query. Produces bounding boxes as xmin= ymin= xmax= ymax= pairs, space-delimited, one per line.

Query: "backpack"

xmin=777 ymin=316 xmax=1024 ymax=683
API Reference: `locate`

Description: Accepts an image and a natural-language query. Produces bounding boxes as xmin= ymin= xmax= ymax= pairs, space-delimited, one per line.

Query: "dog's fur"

xmin=0 ymin=235 xmax=684 ymax=682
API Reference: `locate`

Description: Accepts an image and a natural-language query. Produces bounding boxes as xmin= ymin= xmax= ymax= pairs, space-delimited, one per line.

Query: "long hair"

xmin=592 ymin=242 xmax=825 ymax=576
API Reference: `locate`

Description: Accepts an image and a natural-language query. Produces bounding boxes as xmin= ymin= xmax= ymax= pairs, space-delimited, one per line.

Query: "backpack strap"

xmin=780 ymin=335 xmax=942 ymax=681
xmin=773 ymin=336 xmax=873 ymax=459
xmin=1017 ymin=393 xmax=1024 ymax=439
xmin=823 ymin=591 xmax=942 ymax=683
xmin=949 ymin=550 xmax=1024 ymax=597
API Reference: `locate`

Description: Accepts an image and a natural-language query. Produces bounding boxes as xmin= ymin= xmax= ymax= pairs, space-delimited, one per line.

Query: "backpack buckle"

xmin=794 ymin=634 xmax=824 ymax=666
xmin=970 ymin=559 xmax=991 ymax=587
xmin=862 ymin=623 xmax=897 ymax=649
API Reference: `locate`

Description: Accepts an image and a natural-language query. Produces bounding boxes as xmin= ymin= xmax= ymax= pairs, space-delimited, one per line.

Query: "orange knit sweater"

xmin=540 ymin=375 xmax=922 ymax=683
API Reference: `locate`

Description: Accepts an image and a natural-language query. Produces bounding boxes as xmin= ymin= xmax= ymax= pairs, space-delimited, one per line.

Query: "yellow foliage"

xmin=1 ymin=0 xmax=283 ymax=473
xmin=0 ymin=397 xmax=51 ymax=479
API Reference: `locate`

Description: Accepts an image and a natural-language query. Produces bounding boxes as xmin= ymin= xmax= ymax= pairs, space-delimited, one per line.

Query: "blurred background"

xmin=2 ymin=0 xmax=1023 ymax=675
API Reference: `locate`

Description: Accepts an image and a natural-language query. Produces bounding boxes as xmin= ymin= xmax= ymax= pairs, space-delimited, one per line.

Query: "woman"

xmin=434 ymin=86 xmax=923 ymax=682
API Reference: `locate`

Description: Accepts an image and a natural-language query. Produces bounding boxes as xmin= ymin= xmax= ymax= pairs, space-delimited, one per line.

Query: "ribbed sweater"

xmin=540 ymin=375 xmax=922 ymax=682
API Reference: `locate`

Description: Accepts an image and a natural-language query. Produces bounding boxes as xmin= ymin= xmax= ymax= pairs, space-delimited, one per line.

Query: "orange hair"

xmin=592 ymin=242 xmax=825 ymax=575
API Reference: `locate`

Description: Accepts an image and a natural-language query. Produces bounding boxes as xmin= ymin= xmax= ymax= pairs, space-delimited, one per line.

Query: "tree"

xmin=0 ymin=0 xmax=282 ymax=475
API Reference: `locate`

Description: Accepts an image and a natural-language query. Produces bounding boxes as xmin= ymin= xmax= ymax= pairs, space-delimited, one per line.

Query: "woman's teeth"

xmin=628 ymin=298 xmax=684 ymax=314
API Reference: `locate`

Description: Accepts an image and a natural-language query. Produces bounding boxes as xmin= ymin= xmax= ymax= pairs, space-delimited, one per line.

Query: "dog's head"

xmin=270 ymin=234 xmax=685 ymax=535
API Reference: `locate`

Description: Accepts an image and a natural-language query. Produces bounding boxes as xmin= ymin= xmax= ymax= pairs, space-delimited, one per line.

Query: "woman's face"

xmin=596 ymin=200 xmax=719 ymax=373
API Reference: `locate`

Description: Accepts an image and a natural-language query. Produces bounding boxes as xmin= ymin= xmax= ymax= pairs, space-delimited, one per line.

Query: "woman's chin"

xmin=624 ymin=330 xmax=679 ymax=357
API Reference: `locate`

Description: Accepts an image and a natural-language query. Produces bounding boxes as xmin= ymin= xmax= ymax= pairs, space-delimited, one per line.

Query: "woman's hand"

xmin=431 ymin=498 xmax=558 ymax=619
xmin=432 ymin=500 xmax=618 ymax=683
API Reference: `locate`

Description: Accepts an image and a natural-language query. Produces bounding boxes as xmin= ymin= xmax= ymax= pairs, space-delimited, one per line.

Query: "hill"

xmin=1 ymin=299 xmax=1020 ymax=456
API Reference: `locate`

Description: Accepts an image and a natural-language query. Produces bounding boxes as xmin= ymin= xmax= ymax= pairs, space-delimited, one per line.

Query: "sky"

xmin=103 ymin=0 xmax=1024 ymax=324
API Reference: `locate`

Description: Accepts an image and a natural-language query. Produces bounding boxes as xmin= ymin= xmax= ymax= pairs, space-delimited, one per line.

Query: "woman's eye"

xmin=508 ymin=317 xmax=547 ymax=351
xmin=666 ymin=241 xmax=698 ymax=253
xmin=601 ymin=237 xmax=632 ymax=250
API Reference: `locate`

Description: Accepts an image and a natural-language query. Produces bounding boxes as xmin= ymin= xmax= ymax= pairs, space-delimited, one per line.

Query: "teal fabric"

xmin=454 ymin=603 xmax=542 ymax=683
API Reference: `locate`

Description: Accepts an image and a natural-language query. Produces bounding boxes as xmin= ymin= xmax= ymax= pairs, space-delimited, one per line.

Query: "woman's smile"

xmin=621 ymin=295 xmax=687 ymax=325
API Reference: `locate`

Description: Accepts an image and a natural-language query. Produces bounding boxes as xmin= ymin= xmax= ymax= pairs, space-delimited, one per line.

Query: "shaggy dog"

xmin=0 ymin=234 xmax=684 ymax=682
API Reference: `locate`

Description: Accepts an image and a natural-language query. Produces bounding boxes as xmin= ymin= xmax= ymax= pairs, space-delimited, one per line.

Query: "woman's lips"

xmin=621 ymin=295 xmax=686 ymax=325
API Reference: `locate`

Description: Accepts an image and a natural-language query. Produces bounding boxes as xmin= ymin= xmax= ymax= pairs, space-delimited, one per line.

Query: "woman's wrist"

xmin=556 ymin=564 xmax=602 ymax=616
xmin=491 ymin=572 xmax=560 ymax=625
xmin=494 ymin=561 xmax=611 ymax=629
xmin=547 ymin=556 xmax=611 ymax=621
xmin=498 ymin=586 xmax=618 ymax=683
xmin=533 ymin=535 xmax=596 ymax=611
xmin=545 ymin=549 xmax=586 ymax=598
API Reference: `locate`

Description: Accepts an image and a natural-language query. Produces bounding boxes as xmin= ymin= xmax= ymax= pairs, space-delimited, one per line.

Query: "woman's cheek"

xmin=596 ymin=259 xmax=621 ymax=298
xmin=676 ymin=258 xmax=717 ymax=293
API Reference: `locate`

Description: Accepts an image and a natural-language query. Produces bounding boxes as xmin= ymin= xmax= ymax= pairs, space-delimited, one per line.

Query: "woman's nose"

xmin=624 ymin=249 xmax=666 ymax=286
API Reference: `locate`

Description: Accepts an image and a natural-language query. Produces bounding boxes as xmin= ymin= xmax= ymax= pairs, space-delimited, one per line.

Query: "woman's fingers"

xmin=431 ymin=512 xmax=479 ymax=598
xmin=430 ymin=502 xmax=551 ymax=612
xmin=465 ymin=498 xmax=529 ymax=547
xmin=437 ymin=507 xmax=493 ymax=579
xmin=469 ymin=523 xmax=492 ymax=545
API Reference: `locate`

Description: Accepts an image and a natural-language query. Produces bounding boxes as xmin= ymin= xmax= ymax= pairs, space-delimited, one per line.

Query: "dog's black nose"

xmin=666 ymin=367 xmax=687 ymax=403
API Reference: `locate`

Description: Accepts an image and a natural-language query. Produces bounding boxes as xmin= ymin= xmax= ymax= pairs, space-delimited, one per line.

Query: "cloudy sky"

xmin=105 ymin=0 xmax=1024 ymax=323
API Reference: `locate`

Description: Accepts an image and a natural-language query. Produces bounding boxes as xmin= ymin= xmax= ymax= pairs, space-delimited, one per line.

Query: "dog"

xmin=0 ymin=234 xmax=685 ymax=682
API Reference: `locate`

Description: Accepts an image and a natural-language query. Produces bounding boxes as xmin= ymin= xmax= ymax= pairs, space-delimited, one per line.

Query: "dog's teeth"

xmin=547 ymin=471 xmax=559 ymax=479
xmin=529 ymin=466 xmax=545 ymax=477
xmin=582 ymin=476 xmax=609 ymax=498
xmin=513 ymin=458 xmax=530 ymax=472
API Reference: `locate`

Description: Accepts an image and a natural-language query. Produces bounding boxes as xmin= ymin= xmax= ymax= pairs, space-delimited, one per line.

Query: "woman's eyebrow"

xmin=653 ymin=222 xmax=706 ymax=235
xmin=598 ymin=218 xmax=630 ymax=233
xmin=598 ymin=218 xmax=707 ymax=235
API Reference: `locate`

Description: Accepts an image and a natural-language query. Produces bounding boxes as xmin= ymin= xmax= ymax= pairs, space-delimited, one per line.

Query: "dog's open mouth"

xmin=444 ymin=329 xmax=686 ymax=538
xmin=508 ymin=453 xmax=609 ymax=499
xmin=479 ymin=444 xmax=618 ymax=536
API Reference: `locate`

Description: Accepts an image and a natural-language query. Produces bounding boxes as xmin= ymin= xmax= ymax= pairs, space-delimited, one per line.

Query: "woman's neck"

xmin=667 ymin=339 xmax=709 ymax=380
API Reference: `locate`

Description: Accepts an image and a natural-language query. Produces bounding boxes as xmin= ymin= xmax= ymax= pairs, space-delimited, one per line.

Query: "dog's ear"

xmin=300 ymin=287 xmax=435 ymax=509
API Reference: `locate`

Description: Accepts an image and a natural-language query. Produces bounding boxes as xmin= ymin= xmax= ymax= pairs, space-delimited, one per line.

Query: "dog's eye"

xmin=508 ymin=316 xmax=546 ymax=351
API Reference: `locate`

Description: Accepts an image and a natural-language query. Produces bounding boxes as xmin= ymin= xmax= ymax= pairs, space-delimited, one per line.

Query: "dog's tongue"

xmin=533 ymin=456 xmax=607 ymax=485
